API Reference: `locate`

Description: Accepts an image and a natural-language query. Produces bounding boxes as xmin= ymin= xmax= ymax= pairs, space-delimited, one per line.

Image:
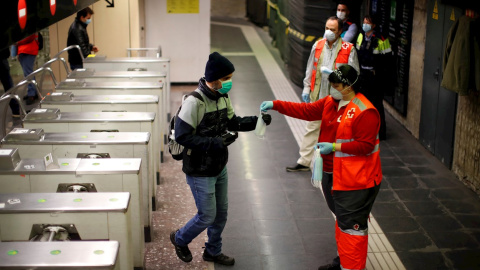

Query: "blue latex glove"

xmin=316 ymin=142 xmax=334 ymax=155
xmin=260 ymin=101 xmax=273 ymax=112
xmin=302 ymin=93 xmax=310 ymax=103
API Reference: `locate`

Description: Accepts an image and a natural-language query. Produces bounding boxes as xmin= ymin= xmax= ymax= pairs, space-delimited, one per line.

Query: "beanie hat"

xmin=204 ymin=52 xmax=235 ymax=82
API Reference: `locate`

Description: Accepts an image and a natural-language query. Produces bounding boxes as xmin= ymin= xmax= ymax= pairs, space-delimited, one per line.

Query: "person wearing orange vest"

xmin=260 ymin=65 xmax=381 ymax=270
xmin=286 ymin=16 xmax=359 ymax=173
xmin=16 ymin=33 xmax=40 ymax=105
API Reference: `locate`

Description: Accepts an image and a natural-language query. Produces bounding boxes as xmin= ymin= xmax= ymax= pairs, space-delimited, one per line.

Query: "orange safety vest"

xmin=310 ymin=38 xmax=353 ymax=91
xmin=333 ymin=93 xmax=382 ymax=190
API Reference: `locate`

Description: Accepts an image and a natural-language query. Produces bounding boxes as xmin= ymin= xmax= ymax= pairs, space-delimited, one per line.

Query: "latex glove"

xmin=260 ymin=101 xmax=273 ymax=112
xmin=262 ymin=113 xmax=272 ymax=125
xmin=222 ymin=131 xmax=238 ymax=147
xmin=302 ymin=92 xmax=310 ymax=103
xmin=316 ymin=142 xmax=334 ymax=155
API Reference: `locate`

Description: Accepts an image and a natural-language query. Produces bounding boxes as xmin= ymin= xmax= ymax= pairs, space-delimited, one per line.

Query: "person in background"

xmin=286 ymin=16 xmax=358 ymax=172
xmin=16 ymin=34 xmax=39 ymax=105
xmin=336 ymin=1 xmax=358 ymax=43
xmin=170 ymin=52 xmax=272 ymax=266
xmin=356 ymin=14 xmax=392 ymax=140
xmin=260 ymin=64 xmax=382 ymax=270
xmin=67 ymin=7 xmax=99 ymax=70
xmin=0 ymin=47 xmax=20 ymax=115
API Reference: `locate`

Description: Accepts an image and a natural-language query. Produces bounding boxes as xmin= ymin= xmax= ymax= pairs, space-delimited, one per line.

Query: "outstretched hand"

xmin=260 ymin=101 xmax=273 ymax=112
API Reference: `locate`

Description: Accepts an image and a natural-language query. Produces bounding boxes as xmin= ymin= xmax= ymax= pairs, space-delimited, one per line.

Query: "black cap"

xmin=328 ymin=65 xmax=358 ymax=85
xmin=204 ymin=52 xmax=235 ymax=82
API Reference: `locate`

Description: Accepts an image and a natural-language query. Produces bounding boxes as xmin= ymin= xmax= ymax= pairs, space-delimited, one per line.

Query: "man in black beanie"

xmin=170 ymin=52 xmax=272 ymax=266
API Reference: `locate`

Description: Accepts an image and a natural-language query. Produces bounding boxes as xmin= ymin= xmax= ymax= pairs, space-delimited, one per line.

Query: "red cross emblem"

xmin=353 ymin=224 xmax=360 ymax=230
xmin=346 ymin=108 xmax=355 ymax=118
xmin=342 ymin=43 xmax=350 ymax=50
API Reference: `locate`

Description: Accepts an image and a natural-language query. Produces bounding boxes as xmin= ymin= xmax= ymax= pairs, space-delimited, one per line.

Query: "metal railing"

xmin=126 ymin=46 xmax=162 ymax=58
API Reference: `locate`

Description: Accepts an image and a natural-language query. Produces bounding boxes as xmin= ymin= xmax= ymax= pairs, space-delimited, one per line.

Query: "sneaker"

xmin=286 ymin=163 xmax=310 ymax=172
xmin=318 ymin=263 xmax=340 ymax=270
xmin=203 ymin=250 xmax=235 ymax=266
xmin=170 ymin=230 xmax=192 ymax=262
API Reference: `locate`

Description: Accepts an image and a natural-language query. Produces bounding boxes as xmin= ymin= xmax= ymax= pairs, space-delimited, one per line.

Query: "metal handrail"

xmin=42 ymin=57 xmax=70 ymax=76
xmin=0 ymin=94 xmax=27 ymax=117
xmin=127 ymin=46 xmax=162 ymax=58
xmin=0 ymin=94 xmax=27 ymax=139
xmin=52 ymin=45 xmax=84 ymax=63
xmin=2 ymin=79 xmax=43 ymax=100
xmin=25 ymin=67 xmax=58 ymax=88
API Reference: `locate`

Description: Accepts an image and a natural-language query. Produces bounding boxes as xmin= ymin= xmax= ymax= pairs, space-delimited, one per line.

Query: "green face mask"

xmin=217 ymin=79 xmax=232 ymax=94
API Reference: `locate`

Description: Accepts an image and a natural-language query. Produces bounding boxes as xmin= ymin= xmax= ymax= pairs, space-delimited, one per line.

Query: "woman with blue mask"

xmin=355 ymin=14 xmax=393 ymax=140
xmin=260 ymin=64 xmax=382 ymax=270
xmin=170 ymin=52 xmax=272 ymax=266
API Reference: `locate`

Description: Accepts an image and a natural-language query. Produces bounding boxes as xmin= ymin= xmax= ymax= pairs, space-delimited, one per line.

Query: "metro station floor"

xmin=145 ymin=18 xmax=480 ymax=270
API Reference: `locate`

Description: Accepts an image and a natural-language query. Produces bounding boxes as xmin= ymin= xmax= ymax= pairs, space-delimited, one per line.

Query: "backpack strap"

xmin=189 ymin=90 xmax=204 ymax=103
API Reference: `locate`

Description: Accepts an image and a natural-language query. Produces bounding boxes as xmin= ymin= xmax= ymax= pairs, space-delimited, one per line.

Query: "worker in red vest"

xmin=286 ymin=16 xmax=359 ymax=173
xmin=261 ymin=65 xmax=382 ymax=270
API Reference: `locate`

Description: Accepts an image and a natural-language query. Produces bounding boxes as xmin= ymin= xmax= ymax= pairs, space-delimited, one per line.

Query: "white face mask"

xmin=330 ymin=88 xmax=343 ymax=100
xmin=324 ymin=30 xmax=336 ymax=42
xmin=336 ymin=11 xmax=346 ymax=20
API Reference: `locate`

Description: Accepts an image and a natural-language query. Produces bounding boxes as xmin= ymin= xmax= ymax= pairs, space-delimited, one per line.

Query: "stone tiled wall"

xmin=453 ymin=95 xmax=480 ymax=194
xmin=384 ymin=0 xmax=427 ymax=138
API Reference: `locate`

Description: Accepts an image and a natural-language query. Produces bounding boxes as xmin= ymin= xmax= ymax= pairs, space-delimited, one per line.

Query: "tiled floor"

xmin=147 ymin=19 xmax=480 ymax=270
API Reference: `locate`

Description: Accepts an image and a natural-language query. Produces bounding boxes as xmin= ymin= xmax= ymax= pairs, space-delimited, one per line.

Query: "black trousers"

xmin=322 ymin=172 xmax=381 ymax=231
xmin=0 ymin=58 xmax=19 ymax=115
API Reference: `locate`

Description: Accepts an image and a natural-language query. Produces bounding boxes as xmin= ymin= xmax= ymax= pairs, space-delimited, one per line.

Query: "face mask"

xmin=216 ymin=79 xmax=232 ymax=94
xmin=362 ymin=24 xmax=372 ymax=33
xmin=336 ymin=11 xmax=346 ymax=20
xmin=330 ymin=88 xmax=343 ymax=100
xmin=324 ymin=30 xmax=336 ymax=42
xmin=85 ymin=18 xmax=92 ymax=25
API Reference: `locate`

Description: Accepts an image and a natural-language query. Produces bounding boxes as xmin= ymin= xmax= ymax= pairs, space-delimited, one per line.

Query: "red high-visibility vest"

xmin=310 ymin=38 xmax=353 ymax=91
xmin=333 ymin=93 xmax=382 ymax=190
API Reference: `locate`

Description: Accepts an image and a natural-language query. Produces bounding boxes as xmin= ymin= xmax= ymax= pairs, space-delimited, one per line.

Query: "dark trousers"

xmin=0 ymin=58 xmax=19 ymax=114
xmin=360 ymin=69 xmax=386 ymax=140
xmin=321 ymin=171 xmax=381 ymax=266
xmin=18 ymin=53 xmax=37 ymax=97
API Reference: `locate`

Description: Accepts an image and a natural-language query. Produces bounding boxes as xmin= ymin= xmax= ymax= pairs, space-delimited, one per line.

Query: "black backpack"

xmin=168 ymin=91 xmax=204 ymax=160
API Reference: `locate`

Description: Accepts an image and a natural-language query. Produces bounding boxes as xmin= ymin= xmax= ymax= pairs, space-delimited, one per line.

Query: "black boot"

xmin=203 ymin=249 xmax=235 ymax=266
xmin=170 ymin=230 xmax=192 ymax=262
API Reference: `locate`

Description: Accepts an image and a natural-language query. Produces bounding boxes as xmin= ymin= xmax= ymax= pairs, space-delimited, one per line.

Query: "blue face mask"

xmin=85 ymin=18 xmax=92 ymax=25
xmin=217 ymin=79 xmax=232 ymax=94
xmin=362 ymin=23 xmax=372 ymax=33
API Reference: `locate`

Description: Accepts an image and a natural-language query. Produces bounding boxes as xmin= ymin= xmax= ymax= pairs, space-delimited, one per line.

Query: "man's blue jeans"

xmin=18 ymin=54 xmax=36 ymax=97
xmin=175 ymin=167 xmax=228 ymax=256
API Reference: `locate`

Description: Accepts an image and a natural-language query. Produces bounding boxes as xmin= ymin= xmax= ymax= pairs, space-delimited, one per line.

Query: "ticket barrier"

xmin=39 ymin=94 xmax=161 ymax=180
xmin=54 ymin=80 xmax=166 ymax=161
xmin=67 ymin=69 xmax=166 ymax=84
xmin=22 ymin=109 xmax=158 ymax=203
xmin=0 ymin=241 xmax=120 ymax=269
xmin=0 ymin=192 xmax=133 ymax=269
xmin=82 ymin=55 xmax=171 ymax=121
xmin=65 ymin=69 xmax=168 ymax=123
xmin=1 ymin=128 xmax=155 ymax=234
xmin=0 ymin=150 xmax=144 ymax=269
